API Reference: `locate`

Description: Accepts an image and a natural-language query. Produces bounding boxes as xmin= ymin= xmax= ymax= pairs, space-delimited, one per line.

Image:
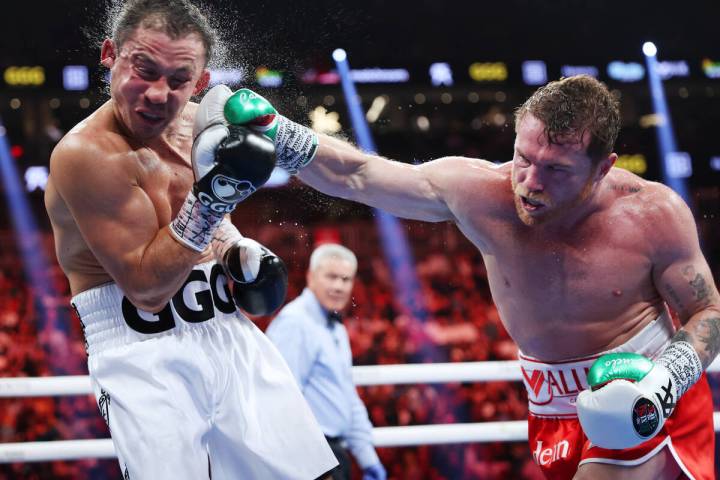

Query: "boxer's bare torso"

xmin=448 ymin=161 xmax=664 ymax=360
xmin=45 ymin=100 xmax=212 ymax=297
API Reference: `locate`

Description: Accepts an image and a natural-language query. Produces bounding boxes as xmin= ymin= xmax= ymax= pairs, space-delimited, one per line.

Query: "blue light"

xmin=561 ymin=65 xmax=599 ymax=78
xmin=642 ymin=42 xmax=657 ymax=57
xmin=63 ymin=65 xmax=89 ymax=91
xmin=0 ymin=115 xmax=56 ymax=329
xmin=710 ymin=156 xmax=720 ymax=171
xmin=332 ymin=48 xmax=347 ymax=62
xmin=521 ymin=60 xmax=547 ymax=86
xmin=607 ymin=61 xmax=645 ymax=82
xmin=643 ymin=45 xmax=690 ymax=201
xmin=333 ymin=49 xmax=428 ymax=322
xmin=665 ymin=152 xmax=692 ymax=178
xmin=429 ymin=62 xmax=453 ymax=86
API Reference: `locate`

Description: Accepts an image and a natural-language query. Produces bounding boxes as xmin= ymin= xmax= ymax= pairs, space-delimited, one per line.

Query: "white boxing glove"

xmin=576 ymin=343 xmax=702 ymax=450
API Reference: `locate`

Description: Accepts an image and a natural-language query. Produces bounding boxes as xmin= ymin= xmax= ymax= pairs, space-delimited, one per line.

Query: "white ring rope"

xmin=1 ymin=359 xmax=720 ymax=463
xmin=3 ymin=358 xmax=720 ymax=397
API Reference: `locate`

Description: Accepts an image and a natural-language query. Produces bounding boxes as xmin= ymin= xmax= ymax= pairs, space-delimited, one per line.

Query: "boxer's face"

xmin=307 ymin=257 xmax=356 ymax=313
xmin=101 ymin=27 xmax=209 ymax=140
xmin=511 ymin=114 xmax=603 ymax=227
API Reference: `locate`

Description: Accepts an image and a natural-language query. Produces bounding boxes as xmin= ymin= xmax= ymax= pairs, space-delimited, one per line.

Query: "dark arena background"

xmin=1 ymin=0 xmax=719 ymax=478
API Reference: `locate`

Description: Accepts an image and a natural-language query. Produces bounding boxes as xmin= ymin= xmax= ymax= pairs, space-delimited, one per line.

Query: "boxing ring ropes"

xmin=2 ymin=359 xmax=720 ymax=463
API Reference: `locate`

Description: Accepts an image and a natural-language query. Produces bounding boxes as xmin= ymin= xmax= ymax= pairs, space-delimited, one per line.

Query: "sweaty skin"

xmin=45 ymin=28 xmax=213 ymax=312
xmin=298 ymin=114 xmax=720 ymax=363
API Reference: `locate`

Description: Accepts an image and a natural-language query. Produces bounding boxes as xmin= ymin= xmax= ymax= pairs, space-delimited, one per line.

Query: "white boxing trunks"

xmin=71 ymin=260 xmax=338 ymax=480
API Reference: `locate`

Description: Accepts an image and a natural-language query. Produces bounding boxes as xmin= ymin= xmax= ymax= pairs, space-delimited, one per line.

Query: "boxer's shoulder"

xmin=602 ymin=169 xmax=695 ymax=258
xmin=434 ymin=157 xmax=513 ymax=215
xmin=607 ymin=170 xmax=689 ymax=228
xmin=427 ymin=156 xmax=509 ymax=197
xmin=49 ymin=123 xmax=144 ymax=206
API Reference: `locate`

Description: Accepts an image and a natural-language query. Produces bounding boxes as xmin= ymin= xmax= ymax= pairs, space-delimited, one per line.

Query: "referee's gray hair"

xmin=309 ymin=244 xmax=357 ymax=273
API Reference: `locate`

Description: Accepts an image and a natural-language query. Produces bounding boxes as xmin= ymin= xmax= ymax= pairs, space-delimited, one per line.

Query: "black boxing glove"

xmin=170 ymin=85 xmax=276 ymax=252
xmin=222 ymin=238 xmax=288 ymax=316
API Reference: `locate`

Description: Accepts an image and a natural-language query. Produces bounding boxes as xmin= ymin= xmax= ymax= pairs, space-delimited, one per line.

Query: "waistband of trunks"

xmin=519 ymin=312 xmax=674 ymax=418
xmin=70 ymin=260 xmax=241 ymax=355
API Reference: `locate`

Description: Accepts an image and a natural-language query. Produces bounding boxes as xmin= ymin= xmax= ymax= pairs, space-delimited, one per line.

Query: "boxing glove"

xmin=576 ymin=342 xmax=702 ymax=449
xmin=170 ymin=86 xmax=276 ymax=252
xmin=222 ymin=238 xmax=288 ymax=316
xmin=223 ymin=88 xmax=318 ymax=174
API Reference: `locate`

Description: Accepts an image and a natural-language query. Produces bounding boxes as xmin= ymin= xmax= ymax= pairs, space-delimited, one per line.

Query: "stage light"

xmin=10 ymin=145 xmax=23 ymax=158
xmin=429 ymin=62 xmax=453 ymax=86
xmin=644 ymin=43 xmax=690 ymax=201
xmin=25 ymin=166 xmax=49 ymax=192
xmin=332 ymin=48 xmax=347 ymax=62
xmin=63 ymin=65 xmax=89 ymax=91
xmin=607 ymin=61 xmax=645 ymax=82
xmin=208 ymin=68 xmax=245 ymax=87
xmin=561 ymin=65 xmax=599 ymax=78
xmin=366 ymin=96 xmax=388 ymax=123
xmin=642 ymin=42 xmax=657 ymax=57
xmin=255 ymin=67 xmax=283 ymax=88
xmin=710 ymin=156 xmax=720 ymax=171
xmin=333 ymin=48 xmax=429 ymax=325
xmin=521 ymin=60 xmax=547 ymax=86
xmin=416 ymin=116 xmax=430 ymax=131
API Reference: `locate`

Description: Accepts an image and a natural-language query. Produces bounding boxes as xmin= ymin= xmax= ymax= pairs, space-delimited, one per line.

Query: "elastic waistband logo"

xmin=521 ymin=364 xmax=590 ymax=405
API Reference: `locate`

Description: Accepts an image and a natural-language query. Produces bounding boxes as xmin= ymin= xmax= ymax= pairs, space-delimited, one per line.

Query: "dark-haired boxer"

xmin=223 ymin=77 xmax=718 ymax=479
xmin=45 ymin=1 xmax=336 ymax=478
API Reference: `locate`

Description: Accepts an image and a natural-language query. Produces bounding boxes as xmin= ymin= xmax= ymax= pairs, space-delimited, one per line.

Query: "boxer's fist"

xmin=223 ymin=88 xmax=280 ymax=137
xmin=170 ymin=86 xmax=276 ymax=252
xmin=192 ymin=125 xmax=275 ymax=213
xmin=576 ymin=353 xmax=676 ymax=449
xmin=191 ymin=85 xmax=276 ymax=213
xmin=222 ymin=238 xmax=288 ymax=316
xmin=224 ymin=88 xmax=318 ymax=174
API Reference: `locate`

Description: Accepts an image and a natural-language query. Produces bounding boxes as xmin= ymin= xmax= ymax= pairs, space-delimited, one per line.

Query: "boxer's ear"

xmin=100 ymin=39 xmax=117 ymax=69
xmin=595 ymin=153 xmax=617 ymax=181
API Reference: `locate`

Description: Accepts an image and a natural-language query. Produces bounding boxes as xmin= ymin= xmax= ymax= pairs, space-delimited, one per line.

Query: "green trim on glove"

xmin=587 ymin=352 xmax=654 ymax=390
xmin=224 ymin=89 xmax=279 ymax=139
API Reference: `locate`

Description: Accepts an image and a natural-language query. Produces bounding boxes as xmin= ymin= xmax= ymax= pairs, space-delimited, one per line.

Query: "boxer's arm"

xmin=652 ymin=187 xmax=720 ymax=369
xmin=222 ymin=87 xmax=497 ymax=223
xmin=50 ymin=138 xmax=200 ymax=311
xmin=300 ymin=135 xmax=494 ymax=222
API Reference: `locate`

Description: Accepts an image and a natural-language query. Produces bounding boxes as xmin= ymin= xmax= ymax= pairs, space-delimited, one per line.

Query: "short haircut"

xmin=309 ymin=244 xmax=357 ymax=273
xmin=109 ymin=0 xmax=218 ymax=65
xmin=514 ymin=75 xmax=621 ymax=162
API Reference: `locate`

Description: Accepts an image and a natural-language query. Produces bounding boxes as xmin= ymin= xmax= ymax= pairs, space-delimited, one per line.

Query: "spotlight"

xmin=642 ymin=42 xmax=657 ymax=57
xmin=332 ymin=48 xmax=347 ymax=62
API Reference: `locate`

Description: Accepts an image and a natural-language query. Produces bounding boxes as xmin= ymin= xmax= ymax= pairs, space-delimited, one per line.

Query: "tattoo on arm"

xmin=697 ymin=317 xmax=720 ymax=365
xmin=664 ymin=282 xmax=686 ymax=315
xmin=675 ymin=317 xmax=720 ymax=368
xmin=672 ymin=329 xmax=693 ymax=344
xmin=681 ymin=266 xmax=712 ymax=307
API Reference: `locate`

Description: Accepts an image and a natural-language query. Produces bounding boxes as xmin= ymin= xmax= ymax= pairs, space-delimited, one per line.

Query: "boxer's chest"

xmin=481 ymin=212 xmax=658 ymax=351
